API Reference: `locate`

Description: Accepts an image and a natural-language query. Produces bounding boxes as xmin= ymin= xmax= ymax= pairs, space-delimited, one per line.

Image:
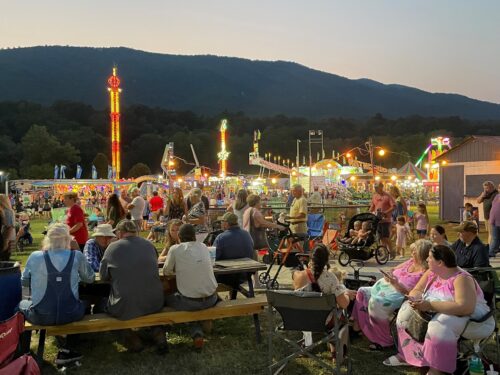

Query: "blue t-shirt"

xmin=213 ymin=226 xmax=254 ymax=260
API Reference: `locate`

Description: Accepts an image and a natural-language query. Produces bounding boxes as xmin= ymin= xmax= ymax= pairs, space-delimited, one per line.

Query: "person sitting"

xmin=99 ymin=219 xmax=166 ymax=353
xmin=213 ymin=212 xmax=255 ymax=299
xmin=146 ymin=215 xmax=168 ymax=242
xmin=352 ymin=221 xmax=372 ymax=246
xmin=339 ymin=220 xmax=361 ymax=244
xmin=83 ymin=224 xmax=116 ymax=272
xmin=158 ymin=219 xmax=182 ymax=263
xmin=16 ymin=212 xmax=33 ymax=245
xmin=87 ymin=207 xmax=105 ymax=230
xmin=183 ymin=188 xmax=208 ymax=242
xmin=450 ymin=221 xmax=490 ymax=268
xmin=19 ymin=223 xmax=95 ymax=365
xmin=352 ymin=240 xmax=431 ymax=350
xmin=293 ymin=244 xmax=355 ymax=353
xmin=429 ymin=225 xmax=451 ymax=247
xmin=384 ymin=245 xmax=494 ymax=374
xmin=462 ymin=202 xmax=474 ymax=222
xmin=163 ymin=224 xmax=218 ymax=351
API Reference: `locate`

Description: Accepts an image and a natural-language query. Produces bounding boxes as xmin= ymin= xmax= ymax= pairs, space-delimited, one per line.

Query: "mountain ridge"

xmin=0 ymin=46 xmax=499 ymax=120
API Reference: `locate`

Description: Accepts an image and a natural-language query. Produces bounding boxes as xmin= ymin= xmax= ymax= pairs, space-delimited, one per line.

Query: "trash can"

xmin=0 ymin=261 xmax=22 ymax=321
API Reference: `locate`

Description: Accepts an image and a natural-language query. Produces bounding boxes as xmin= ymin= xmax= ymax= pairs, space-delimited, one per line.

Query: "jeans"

xmin=164 ymin=293 xmax=218 ymax=337
xmin=489 ymin=225 xmax=500 ymax=256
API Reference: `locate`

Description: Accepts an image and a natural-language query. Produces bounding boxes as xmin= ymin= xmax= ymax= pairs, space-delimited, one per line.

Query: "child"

xmin=462 ymin=202 xmax=473 ymax=222
xmin=395 ymin=216 xmax=411 ymax=258
xmin=413 ymin=202 xmax=430 ymax=239
xmin=352 ymin=221 xmax=372 ymax=246
xmin=340 ymin=220 xmax=361 ymax=243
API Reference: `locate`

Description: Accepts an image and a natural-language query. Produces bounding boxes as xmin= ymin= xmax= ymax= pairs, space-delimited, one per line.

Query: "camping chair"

xmin=458 ymin=267 xmax=499 ymax=371
xmin=0 ymin=312 xmax=40 ymax=374
xmin=266 ymin=290 xmax=351 ymax=375
xmin=307 ymin=214 xmax=325 ymax=240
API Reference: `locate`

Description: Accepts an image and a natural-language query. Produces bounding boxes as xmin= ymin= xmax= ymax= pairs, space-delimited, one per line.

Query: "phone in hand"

xmin=380 ymin=269 xmax=393 ymax=279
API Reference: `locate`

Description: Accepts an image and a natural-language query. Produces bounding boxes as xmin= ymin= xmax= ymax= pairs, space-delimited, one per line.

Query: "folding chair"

xmin=266 ymin=290 xmax=351 ymax=375
xmin=307 ymin=214 xmax=325 ymax=240
xmin=458 ymin=267 xmax=499 ymax=372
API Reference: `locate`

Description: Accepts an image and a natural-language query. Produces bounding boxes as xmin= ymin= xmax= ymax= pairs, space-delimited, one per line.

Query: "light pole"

xmin=296 ymin=139 xmax=301 ymax=167
xmin=308 ymin=130 xmax=324 ymax=193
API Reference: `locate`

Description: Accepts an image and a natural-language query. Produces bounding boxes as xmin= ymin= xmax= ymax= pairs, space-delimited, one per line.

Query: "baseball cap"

xmin=114 ymin=219 xmax=138 ymax=233
xmin=453 ymin=221 xmax=478 ymax=233
xmin=221 ymin=212 xmax=238 ymax=225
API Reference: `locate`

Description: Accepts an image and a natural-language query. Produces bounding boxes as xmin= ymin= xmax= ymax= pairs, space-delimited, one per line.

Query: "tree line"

xmin=1 ymin=101 xmax=499 ymax=180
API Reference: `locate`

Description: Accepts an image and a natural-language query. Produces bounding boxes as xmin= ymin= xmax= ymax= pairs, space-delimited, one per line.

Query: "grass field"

xmin=7 ymin=205 xmax=498 ymax=374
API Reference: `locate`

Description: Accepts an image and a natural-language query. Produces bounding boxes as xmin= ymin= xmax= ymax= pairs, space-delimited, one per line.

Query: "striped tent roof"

xmin=397 ymin=162 xmax=427 ymax=180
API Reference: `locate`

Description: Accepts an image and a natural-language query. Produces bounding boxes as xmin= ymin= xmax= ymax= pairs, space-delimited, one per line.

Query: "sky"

xmin=1 ymin=0 xmax=499 ymax=103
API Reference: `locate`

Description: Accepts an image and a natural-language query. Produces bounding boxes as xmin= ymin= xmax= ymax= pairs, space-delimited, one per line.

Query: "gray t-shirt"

xmin=99 ymin=236 xmax=164 ymax=320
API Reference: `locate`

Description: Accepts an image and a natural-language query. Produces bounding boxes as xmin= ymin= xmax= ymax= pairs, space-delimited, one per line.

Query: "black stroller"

xmin=336 ymin=212 xmax=389 ymax=266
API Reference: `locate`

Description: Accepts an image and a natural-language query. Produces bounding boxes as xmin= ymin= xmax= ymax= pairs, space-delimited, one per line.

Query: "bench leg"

xmin=247 ymin=273 xmax=262 ymax=344
xmin=36 ymin=329 xmax=46 ymax=366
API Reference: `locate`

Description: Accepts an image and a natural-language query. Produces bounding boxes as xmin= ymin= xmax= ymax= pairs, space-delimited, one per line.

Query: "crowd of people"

xmin=6 ymin=180 xmax=499 ymax=373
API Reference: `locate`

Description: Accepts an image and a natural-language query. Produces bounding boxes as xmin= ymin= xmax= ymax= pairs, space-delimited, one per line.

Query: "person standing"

xmin=369 ymin=182 xmax=396 ymax=258
xmin=106 ymin=193 xmax=127 ymax=229
xmin=488 ymin=187 xmax=500 ymax=257
xmin=0 ymin=194 xmax=16 ymax=261
xmin=226 ymin=189 xmax=249 ymax=227
xmin=149 ymin=191 xmax=164 ymax=221
xmin=127 ymin=187 xmax=145 ymax=232
xmin=477 ymin=180 xmax=498 ymax=244
xmin=64 ymin=192 xmax=88 ymax=251
xmin=286 ymin=184 xmax=308 ymax=235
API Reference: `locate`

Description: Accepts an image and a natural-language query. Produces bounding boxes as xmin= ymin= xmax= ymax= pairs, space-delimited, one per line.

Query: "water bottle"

xmin=469 ymin=355 xmax=485 ymax=375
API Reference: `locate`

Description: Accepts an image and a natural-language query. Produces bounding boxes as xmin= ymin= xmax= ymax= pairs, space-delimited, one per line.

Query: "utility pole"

xmin=296 ymin=139 xmax=301 ymax=167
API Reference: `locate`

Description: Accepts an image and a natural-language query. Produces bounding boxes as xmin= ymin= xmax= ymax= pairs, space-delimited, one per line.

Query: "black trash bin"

xmin=0 ymin=261 xmax=22 ymax=321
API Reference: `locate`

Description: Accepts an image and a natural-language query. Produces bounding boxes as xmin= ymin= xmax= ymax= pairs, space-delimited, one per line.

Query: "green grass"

xmin=10 ymin=209 xmax=498 ymax=374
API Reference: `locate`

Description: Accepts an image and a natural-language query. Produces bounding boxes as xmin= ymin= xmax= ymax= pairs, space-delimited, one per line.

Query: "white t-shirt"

xmin=163 ymin=241 xmax=218 ymax=298
xmin=129 ymin=196 xmax=145 ymax=220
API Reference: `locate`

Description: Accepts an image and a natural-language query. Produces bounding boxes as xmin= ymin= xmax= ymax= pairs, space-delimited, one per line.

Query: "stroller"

xmin=258 ymin=221 xmax=307 ymax=289
xmin=336 ymin=212 xmax=389 ymax=266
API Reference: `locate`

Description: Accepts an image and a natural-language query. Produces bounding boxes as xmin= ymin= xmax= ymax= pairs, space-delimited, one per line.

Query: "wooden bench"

xmin=24 ymin=295 xmax=267 ymax=362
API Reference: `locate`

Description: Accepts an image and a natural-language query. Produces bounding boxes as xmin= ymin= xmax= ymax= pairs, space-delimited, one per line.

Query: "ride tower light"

xmin=107 ymin=67 xmax=122 ymax=179
xmin=217 ymin=119 xmax=230 ymax=178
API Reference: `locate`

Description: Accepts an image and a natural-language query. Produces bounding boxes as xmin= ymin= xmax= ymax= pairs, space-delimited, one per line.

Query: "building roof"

xmin=435 ymin=135 xmax=500 ymax=161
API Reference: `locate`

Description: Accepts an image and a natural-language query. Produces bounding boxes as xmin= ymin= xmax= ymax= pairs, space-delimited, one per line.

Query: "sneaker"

xmin=193 ymin=335 xmax=204 ymax=352
xmin=55 ymin=349 xmax=83 ymax=365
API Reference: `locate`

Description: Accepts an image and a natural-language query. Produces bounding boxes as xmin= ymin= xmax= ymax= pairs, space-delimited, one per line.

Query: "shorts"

xmin=416 ymin=229 xmax=427 ymax=235
xmin=377 ymin=222 xmax=391 ymax=239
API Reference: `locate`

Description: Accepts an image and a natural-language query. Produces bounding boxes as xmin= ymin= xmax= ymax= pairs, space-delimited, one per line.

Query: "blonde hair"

xmin=42 ymin=223 xmax=72 ymax=251
xmin=64 ymin=192 xmax=78 ymax=201
xmin=411 ymin=239 xmax=432 ymax=268
xmin=164 ymin=219 xmax=182 ymax=251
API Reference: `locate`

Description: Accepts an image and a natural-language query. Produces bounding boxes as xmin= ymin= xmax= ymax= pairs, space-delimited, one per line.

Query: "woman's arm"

xmin=254 ymin=210 xmax=281 ymax=229
xmin=408 ymin=269 xmax=431 ymax=298
xmin=413 ymin=275 xmax=477 ymax=316
xmin=336 ymin=293 xmax=350 ymax=310
xmin=158 ymin=246 xmax=169 ymax=263
xmin=292 ymin=270 xmax=308 ymax=290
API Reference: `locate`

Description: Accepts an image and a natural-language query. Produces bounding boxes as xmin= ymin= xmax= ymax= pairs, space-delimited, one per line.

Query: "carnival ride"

xmin=107 ymin=67 xmax=122 ymax=179
xmin=217 ymin=119 xmax=230 ymax=178
xmin=415 ymin=137 xmax=451 ymax=183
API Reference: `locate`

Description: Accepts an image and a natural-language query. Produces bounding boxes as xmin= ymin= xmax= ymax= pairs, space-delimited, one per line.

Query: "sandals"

xmin=369 ymin=343 xmax=383 ymax=351
xmin=383 ymin=355 xmax=410 ymax=367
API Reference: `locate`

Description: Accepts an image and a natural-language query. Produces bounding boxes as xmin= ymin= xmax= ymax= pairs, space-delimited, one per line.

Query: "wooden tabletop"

xmin=93 ymin=257 xmax=266 ymax=283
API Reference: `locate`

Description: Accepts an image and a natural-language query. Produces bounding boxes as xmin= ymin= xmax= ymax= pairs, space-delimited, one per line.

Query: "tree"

xmin=128 ymin=163 xmax=151 ymax=178
xmin=92 ymin=153 xmax=109 ymax=179
xmin=20 ymin=125 xmax=80 ymax=178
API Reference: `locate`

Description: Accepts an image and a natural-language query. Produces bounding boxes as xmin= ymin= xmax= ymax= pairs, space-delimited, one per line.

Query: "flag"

xmin=107 ymin=165 xmax=113 ymax=179
xmin=76 ymin=164 xmax=83 ymax=179
xmin=257 ymin=129 xmax=261 ymax=140
xmin=54 ymin=165 xmax=59 ymax=179
xmin=60 ymin=165 xmax=66 ymax=179
xmin=91 ymin=165 xmax=98 ymax=179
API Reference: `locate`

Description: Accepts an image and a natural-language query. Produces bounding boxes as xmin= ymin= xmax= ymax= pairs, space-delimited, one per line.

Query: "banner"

xmin=76 ymin=164 xmax=83 ymax=179
xmin=107 ymin=165 xmax=113 ymax=179
xmin=60 ymin=165 xmax=66 ymax=179
xmin=91 ymin=165 xmax=97 ymax=179
xmin=54 ymin=165 xmax=59 ymax=179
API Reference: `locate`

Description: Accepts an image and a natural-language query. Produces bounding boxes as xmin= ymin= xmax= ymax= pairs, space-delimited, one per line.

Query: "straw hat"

xmin=92 ymin=224 xmax=116 ymax=238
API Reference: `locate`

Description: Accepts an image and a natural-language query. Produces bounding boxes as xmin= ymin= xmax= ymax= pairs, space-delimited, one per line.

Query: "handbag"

xmin=405 ymin=276 xmax=436 ymax=343
xmin=249 ymin=208 xmax=268 ymax=250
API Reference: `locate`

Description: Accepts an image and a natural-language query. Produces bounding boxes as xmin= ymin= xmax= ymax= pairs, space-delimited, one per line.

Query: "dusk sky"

xmin=1 ymin=0 xmax=499 ymax=103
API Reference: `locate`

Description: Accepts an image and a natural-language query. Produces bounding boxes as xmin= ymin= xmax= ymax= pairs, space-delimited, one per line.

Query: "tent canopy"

xmin=397 ymin=162 xmax=427 ymax=180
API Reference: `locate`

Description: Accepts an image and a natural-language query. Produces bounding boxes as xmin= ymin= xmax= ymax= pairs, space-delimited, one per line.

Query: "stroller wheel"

xmin=259 ymin=273 xmax=270 ymax=285
xmin=375 ymin=246 xmax=389 ymax=265
xmin=267 ymin=279 xmax=279 ymax=290
xmin=338 ymin=252 xmax=350 ymax=266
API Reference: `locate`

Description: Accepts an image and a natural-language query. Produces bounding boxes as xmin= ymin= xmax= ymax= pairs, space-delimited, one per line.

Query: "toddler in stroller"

xmin=339 ymin=220 xmax=362 ymax=244
xmin=351 ymin=221 xmax=372 ymax=246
